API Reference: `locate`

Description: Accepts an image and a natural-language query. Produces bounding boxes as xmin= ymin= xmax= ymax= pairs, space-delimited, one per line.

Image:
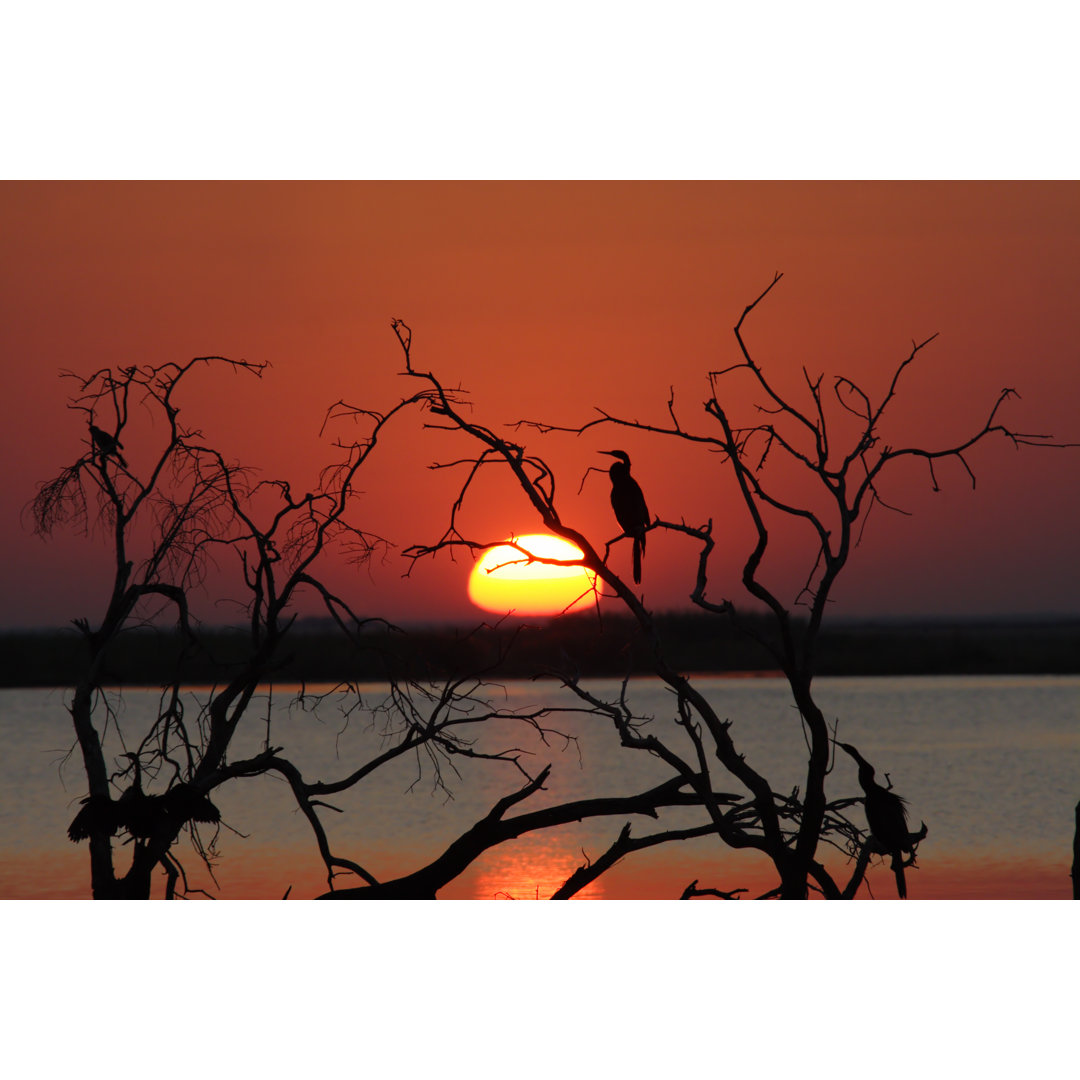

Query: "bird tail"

xmin=632 ymin=536 xmax=642 ymax=584
xmin=891 ymin=853 xmax=907 ymax=899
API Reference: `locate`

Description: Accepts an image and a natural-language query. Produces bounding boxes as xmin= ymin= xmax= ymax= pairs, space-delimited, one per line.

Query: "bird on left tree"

xmin=90 ymin=423 xmax=126 ymax=467
xmin=68 ymin=752 xmax=220 ymax=843
xmin=600 ymin=450 xmax=650 ymax=585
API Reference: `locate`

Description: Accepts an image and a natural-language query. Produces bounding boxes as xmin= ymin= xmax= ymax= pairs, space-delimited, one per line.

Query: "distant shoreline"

xmin=3 ymin=613 xmax=1079 ymax=687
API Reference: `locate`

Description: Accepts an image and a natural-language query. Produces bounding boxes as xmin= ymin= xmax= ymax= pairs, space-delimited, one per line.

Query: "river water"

xmin=2 ymin=674 xmax=1078 ymax=899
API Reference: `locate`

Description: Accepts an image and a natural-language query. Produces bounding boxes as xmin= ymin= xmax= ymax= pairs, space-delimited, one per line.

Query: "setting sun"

xmin=467 ymin=534 xmax=598 ymax=616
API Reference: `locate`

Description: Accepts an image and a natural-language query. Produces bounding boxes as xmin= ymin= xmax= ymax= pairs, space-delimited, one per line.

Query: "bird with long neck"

xmin=117 ymin=751 xmax=155 ymax=839
xmin=599 ymin=450 xmax=649 ymax=585
xmin=839 ymin=741 xmax=913 ymax=899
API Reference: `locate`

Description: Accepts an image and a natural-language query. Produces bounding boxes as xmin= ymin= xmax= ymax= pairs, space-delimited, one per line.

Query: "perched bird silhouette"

xmin=839 ymin=741 xmax=913 ymax=899
xmin=599 ymin=450 xmax=650 ymax=584
xmin=68 ymin=753 xmax=220 ymax=843
xmin=114 ymin=752 xmax=158 ymax=839
xmin=89 ymin=423 xmax=126 ymax=467
xmin=67 ymin=793 xmax=122 ymax=842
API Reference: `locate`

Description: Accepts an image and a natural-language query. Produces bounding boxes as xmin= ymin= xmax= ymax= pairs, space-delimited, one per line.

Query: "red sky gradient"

xmin=2 ymin=181 xmax=1079 ymax=629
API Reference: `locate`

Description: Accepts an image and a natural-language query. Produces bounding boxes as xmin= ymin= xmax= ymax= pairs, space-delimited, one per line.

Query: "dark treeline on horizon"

xmin=2 ymin=613 xmax=1079 ymax=689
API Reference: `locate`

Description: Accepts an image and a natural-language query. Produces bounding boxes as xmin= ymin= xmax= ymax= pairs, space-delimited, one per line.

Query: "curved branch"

xmin=317 ymin=769 xmax=743 ymax=899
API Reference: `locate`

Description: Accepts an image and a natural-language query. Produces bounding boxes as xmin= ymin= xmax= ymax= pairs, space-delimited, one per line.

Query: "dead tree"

xmin=31 ymin=359 xmax=547 ymax=896
xmin=33 ymin=356 xmax=744 ymax=899
xmin=395 ymin=275 xmax=1072 ymax=899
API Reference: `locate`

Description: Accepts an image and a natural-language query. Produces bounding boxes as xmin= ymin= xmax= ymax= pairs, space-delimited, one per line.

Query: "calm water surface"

xmin=2 ymin=675 xmax=1078 ymax=899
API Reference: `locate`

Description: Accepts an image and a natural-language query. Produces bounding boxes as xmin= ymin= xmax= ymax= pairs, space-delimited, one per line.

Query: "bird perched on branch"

xmin=600 ymin=450 xmax=650 ymax=584
xmin=89 ymin=423 xmax=126 ymax=467
xmin=67 ymin=793 xmax=122 ymax=842
xmin=839 ymin=741 xmax=914 ymax=899
xmin=67 ymin=753 xmax=220 ymax=843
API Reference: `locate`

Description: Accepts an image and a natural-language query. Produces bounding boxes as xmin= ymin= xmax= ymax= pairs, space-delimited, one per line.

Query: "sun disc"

xmin=467 ymin=534 xmax=597 ymax=616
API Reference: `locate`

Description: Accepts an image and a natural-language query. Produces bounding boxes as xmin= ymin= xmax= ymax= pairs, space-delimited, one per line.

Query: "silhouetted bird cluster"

xmin=839 ymin=741 xmax=915 ymax=899
xmin=601 ymin=450 xmax=650 ymax=584
xmin=68 ymin=754 xmax=219 ymax=843
xmin=89 ymin=423 xmax=126 ymax=467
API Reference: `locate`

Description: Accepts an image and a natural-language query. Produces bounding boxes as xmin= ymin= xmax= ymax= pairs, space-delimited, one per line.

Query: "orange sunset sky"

xmin=2 ymin=181 xmax=1079 ymax=629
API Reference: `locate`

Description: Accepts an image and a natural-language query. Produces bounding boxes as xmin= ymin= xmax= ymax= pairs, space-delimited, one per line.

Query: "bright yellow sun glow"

xmin=467 ymin=534 xmax=598 ymax=616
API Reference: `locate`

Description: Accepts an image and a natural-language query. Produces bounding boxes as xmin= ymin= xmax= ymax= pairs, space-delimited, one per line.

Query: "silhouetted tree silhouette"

xmin=398 ymin=274 xmax=1072 ymax=899
xmin=31 ymin=281 xmax=1076 ymax=900
xmin=32 ymin=355 xmax=738 ymax=899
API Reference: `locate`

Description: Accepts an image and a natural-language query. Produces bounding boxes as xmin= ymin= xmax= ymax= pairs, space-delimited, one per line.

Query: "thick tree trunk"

xmin=90 ymin=844 xmax=157 ymax=899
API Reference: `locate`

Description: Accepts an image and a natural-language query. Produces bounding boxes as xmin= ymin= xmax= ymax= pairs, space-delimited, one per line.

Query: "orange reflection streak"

xmin=462 ymin=831 xmax=606 ymax=900
xmin=468 ymin=534 xmax=598 ymax=617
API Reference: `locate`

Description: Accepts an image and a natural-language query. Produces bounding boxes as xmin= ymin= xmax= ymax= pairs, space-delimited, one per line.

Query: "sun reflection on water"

xmin=465 ymin=833 xmax=606 ymax=900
